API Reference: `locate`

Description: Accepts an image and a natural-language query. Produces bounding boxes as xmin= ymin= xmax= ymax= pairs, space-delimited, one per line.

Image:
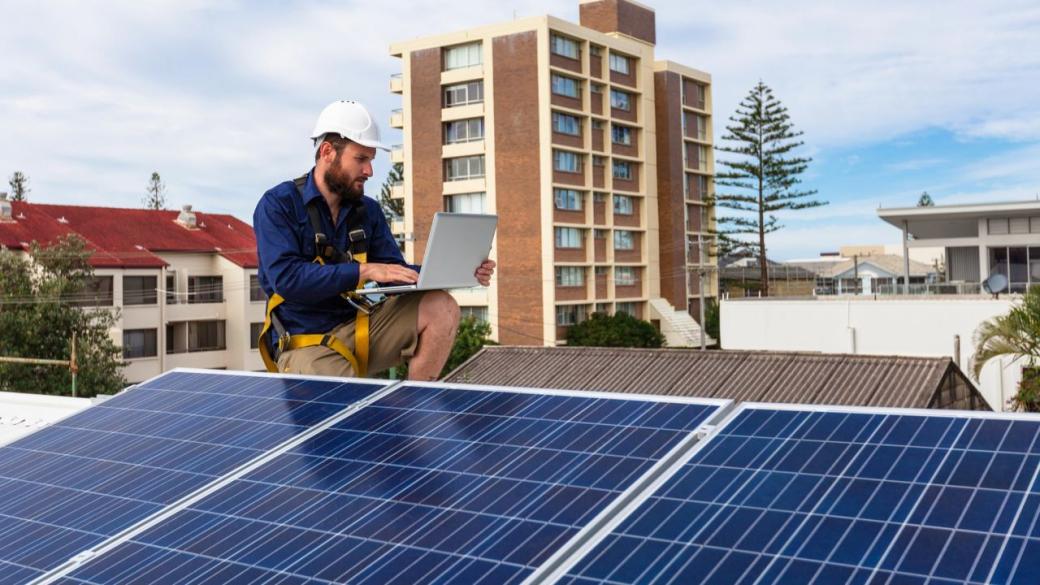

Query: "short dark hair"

xmin=314 ymin=133 xmax=353 ymax=162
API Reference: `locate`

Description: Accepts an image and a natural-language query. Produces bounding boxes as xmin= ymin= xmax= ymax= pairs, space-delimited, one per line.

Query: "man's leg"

xmin=408 ymin=290 xmax=460 ymax=381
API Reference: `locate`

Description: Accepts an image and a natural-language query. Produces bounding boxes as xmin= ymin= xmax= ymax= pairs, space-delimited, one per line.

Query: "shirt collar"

xmin=300 ymin=167 xmax=324 ymax=206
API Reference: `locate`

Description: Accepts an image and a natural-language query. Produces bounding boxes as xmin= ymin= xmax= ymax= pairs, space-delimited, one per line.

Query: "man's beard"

xmin=324 ymin=163 xmax=364 ymax=204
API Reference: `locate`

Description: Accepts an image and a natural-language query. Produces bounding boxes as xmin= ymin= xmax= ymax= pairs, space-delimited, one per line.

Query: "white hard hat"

xmin=311 ymin=100 xmax=389 ymax=152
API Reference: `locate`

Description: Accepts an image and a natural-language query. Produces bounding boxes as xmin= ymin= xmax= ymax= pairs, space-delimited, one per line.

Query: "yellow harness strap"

xmin=257 ymin=251 xmax=370 ymax=377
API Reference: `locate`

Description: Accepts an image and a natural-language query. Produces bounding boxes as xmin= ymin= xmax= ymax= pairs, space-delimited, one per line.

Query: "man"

xmin=254 ymin=100 xmax=495 ymax=380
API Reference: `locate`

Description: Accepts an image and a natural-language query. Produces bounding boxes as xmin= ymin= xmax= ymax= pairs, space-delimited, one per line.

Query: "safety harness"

xmin=257 ymin=176 xmax=377 ymax=377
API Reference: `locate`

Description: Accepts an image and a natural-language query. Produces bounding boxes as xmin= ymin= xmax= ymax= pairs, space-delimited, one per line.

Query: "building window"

xmin=551 ymin=74 xmax=580 ymax=98
xmin=444 ymin=192 xmax=486 ymax=213
xmin=556 ymin=304 xmax=587 ymax=326
xmin=613 ymin=161 xmax=633 ymax=180
xmin=614 ymin=230 xmax=634 ymax=250
xmin=552 ymin=112 xmax=581 ymax=136
xmin=695 ymin=114 xmax=708 ymax=141
xmin=188 ymin=276 xmax=223 ymax=304
xmin=554 ymin=188 xmax=582 ymax=211
xmin=590 ymin=83 xmax=604 ymax=94
xmin=698 ymin=145 xmax=709 ymax=171
xmin=443 ymin=118 xmax=484 ymax=144
xmin=556 ymin=266 xmax=585 ymax=287
xmin=460 ymin=306 xmax=489 ymax=323
xmin=188 ymin=320 xmax=226 ymax=352
xmin=610 ymin=89 xmax=631 ymax=111
xmin=123 ymin=329 xmax=157 ymax=359
xmin=550 ymin=34 xmax=579 ymax=59
xmin=609 ymin=53 xmax=631 ymax=75
xmin=249 ymin=322 xmax=263 ymax=350
xmin=594 ymin=193 xmax=606 ymax=205
xmin=249 ymin=275 xmax=265 ymax=302
xmin=444 ymin=155 xmax=485 ymax=181
xmin=613 ymin=195 xmax=633 ymax=215
xmin=166 ymin=323 xmax=175 ymax=353
xmin=553 ymin=150 xmax=582 ymax=173
xmin=594 ymin=228 xmax=607 ymax=239
xmin=66 ymin=275 xmax=113 ymax=307
xmin=555 ymin=227 xmax=583 ymax=249
xmin=592 ymin=119 xmax=605 ymax=130
xmin=123 ymin=275 xmax=157 ymax=306
xmin=443 ymin=42 xmax=482 ymax=70
xmin=165 ymin=272 xmax=177 ymax=304
xmin=611 ymin=124 xmax=632 ymax=145
xmin=443 ymin=80 xmax=483 ymax=107
xmin=615 ymin=266 xmax=638 ymax=286
xmin=590 ymin=45 xmax=602 ymax=57
xmin=616 ymin=302 xmax=637 ymax=317
xmin=696 ymin=175 xmax=709 ymax=200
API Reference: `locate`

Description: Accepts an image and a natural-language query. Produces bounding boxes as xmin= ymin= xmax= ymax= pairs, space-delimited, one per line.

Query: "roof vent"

xmin=176 ymin=204 xmax=198 ymax=230
xmin=0 ymin=192 xmax=12 ymax=223
xmin=57 ymin=216 xmax=69 ymax=224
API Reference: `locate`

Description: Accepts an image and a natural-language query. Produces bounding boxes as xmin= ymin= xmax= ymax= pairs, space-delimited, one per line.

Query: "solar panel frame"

xmin=52 ymin=380 xmax=732 ymax=585
xmin=5 ymin=368 xmax=394 ymax=585
xmin=535 ymin=401 xmax=1040 ymax=585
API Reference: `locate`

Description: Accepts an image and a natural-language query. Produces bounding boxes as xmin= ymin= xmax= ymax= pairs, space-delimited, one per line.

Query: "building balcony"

xmin=390 ymin=108 xmax=404 ymax=129
xmin=390 ymin=180 xmax=404 ymax=199
xmin=391 ymin=144 xmax=404 ymax=163
xmin=390 ymin=73 xmax=403 ymax=94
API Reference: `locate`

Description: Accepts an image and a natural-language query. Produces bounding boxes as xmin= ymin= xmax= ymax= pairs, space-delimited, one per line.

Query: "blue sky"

xmin=2 ymin=0 xmax=1038 ymax=259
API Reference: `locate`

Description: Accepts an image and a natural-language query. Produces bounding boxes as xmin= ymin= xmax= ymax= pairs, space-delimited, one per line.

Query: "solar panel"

xmin=57 ymin=382 xmax=728 ymax=585
xmin=549 ymin=404 xmax=1040 ymax=585
xmin=0 ymin=370 xmax=387 ymax=582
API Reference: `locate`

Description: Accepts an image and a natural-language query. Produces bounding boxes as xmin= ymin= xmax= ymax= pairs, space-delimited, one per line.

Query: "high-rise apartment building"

xmin=389 ymin=0 xmax=717 ymax=346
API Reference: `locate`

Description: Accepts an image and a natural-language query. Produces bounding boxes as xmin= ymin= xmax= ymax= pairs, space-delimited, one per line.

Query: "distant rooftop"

xmin=0 ymin=201 xmax=256 ymax=268
xmin=445 ymin=346 xmax=987 ymax=410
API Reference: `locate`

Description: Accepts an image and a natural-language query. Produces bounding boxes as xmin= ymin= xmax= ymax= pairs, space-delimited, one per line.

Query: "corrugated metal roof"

xmin=444 ymin=346 xmax=990 ymax=410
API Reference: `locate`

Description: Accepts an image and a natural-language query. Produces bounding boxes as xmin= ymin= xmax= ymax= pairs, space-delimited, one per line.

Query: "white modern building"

xmin=721 ymin=199 xmax=1040 ymax=411
xmin=879 ymin=200 xmax=1040 ymax=294
xmin=0 ymin=197 xmax=265 ymax=387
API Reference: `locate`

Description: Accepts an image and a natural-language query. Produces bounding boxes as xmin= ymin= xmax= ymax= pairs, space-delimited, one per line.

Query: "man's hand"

xmin=475 ymin=259 xmax=496 ymax=286
xmin=360 ymin=263 xmax=419 ymax=285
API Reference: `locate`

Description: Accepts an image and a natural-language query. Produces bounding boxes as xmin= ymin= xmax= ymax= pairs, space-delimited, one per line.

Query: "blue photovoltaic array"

xmin=60 ymin=384 xmax=725 ymax=585
xmin=560 ymin=406 xmax=1040 ymax=585
xmin=0 ymin=371 xmax=385 ymax=583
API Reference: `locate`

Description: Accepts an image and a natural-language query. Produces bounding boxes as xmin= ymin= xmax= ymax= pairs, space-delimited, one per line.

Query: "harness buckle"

xmin=277 ymin=330 xmax=291 ymax=352
xmin=344 ymin=293 xmax=374 ymax=316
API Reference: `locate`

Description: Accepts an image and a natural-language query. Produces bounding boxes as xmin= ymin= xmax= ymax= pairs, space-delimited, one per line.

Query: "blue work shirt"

xmin=253 ymin=169 xmax=415 ymax=341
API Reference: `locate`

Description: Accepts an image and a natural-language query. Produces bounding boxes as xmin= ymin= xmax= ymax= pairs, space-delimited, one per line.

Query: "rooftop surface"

xmin=0 ymin=201 xmax=257 ymax=268
xmin=445 ymin=345 xmax=987 ymax=410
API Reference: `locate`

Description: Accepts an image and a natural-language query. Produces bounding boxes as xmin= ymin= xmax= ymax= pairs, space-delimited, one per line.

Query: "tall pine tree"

xmin=8 ymin=171 xmax=30 ymax=201
xmin=712 ymin=82 xmax=825 ymax=296
xmin=143 ymin=172 xmax=167 ymax=210
xmin=378 ymin=162 xmax=405 ymax=223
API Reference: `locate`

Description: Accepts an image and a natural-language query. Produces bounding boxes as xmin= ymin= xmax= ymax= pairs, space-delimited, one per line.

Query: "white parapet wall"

xmin=720 ymin=296 xmax=1020 ymax=410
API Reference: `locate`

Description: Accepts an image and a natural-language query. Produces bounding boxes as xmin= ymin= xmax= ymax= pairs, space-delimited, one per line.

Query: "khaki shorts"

xmin=277 ymin=291 xmax=426 ymax=378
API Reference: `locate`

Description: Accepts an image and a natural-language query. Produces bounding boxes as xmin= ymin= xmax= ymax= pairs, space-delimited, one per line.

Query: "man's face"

xmin=322 ymin=141 xmax=376 ymax=203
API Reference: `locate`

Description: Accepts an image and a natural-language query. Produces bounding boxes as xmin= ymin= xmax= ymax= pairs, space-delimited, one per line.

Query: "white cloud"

xmin=0 ymin=0 xmax=1038 ymax=226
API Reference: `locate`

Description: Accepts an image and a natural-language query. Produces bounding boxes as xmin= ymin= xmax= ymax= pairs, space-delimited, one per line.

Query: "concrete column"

xmin=902 ymin=220 xmax=911 ymax=294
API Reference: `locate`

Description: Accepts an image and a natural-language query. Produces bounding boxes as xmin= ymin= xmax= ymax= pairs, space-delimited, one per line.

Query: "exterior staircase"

xmin=648 ymin=298 xmax=716 ymax=348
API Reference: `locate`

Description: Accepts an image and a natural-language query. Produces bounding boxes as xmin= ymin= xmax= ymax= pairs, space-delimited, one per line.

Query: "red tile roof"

xmin=0 ymin=202 xmax=257 ymax=269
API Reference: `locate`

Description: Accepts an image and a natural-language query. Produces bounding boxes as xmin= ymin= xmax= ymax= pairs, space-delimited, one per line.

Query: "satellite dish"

xmin=983 ymin=272 xmax=1008 ymax=295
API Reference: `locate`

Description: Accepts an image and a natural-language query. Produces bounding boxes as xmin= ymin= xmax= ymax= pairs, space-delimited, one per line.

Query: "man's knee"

xmin=419 ymin=290 xmax=460 ymax=332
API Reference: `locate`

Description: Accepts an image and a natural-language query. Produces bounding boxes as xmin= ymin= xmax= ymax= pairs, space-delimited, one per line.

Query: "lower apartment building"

xmin=388 ymin=0 xmax=717 ymax=347
xmin=0 ymin=198 xmax=264 ymax=385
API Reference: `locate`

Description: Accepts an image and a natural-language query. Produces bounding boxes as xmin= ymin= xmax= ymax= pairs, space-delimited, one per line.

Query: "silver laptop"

xmin=364 ymin=212 xmax=498 ymax=294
